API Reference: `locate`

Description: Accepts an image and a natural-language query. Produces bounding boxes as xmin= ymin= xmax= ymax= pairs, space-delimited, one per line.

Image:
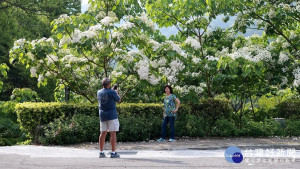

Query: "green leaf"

xmin=57 ymin=33 xmax=63 ymax=39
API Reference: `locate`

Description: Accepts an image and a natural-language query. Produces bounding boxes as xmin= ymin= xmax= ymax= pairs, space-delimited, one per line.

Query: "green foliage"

xmin=231 ymin=0 xmax=299 ymax=58
xmin=285 ymin=120 xmax=300 ymax=136
xmin=15 ymin=102 xmax=98 ymax=138
xmin=183 ymin=114 xmax=206 ymax=137
xmin=211 ymin=118 xmax=238 ymax=137
xmin=16 ymin=101 xmax=232 ymax=144
xmin=40 ymin=114 xmax=99 ymax=145
xmin=240 ymin=117 xmax=283 ymax=137
xmin=0 ymin=118 xmax=26 ymax=146
xmin=0 ymin=101 xmax=17 ymax=121
xmin=0 ymin=101 xmax=27 ymax=145
xmin=0 ymin=63 xmax=9 ymax=91
xmin=0 ymin=0 xmax=81 ymax=101
xmin=192 ymin=98 xmax=233 ymax=122
xmin=275 ymin=99 xmax=300 ymax=119
xmin=10 ymin=88 xmax=42 ymax=103
xmin=252 ymin=89 xmax=300 ymax=121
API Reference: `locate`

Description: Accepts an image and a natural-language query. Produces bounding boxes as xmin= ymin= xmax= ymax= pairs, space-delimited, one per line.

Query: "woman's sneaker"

xmin=156 ymin=138 xmax=166 ymax=142
xmin=168 ymin=138 xmax=176 ymax=142
xmin=99 ymin=152 xmax=106 ymax=158
xmin=110 ymin=152 xmax=120 ymax=158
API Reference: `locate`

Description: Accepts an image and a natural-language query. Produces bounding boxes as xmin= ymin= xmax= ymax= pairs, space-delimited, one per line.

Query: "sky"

xmin=80 ymin=1 xmax=261 ymax=38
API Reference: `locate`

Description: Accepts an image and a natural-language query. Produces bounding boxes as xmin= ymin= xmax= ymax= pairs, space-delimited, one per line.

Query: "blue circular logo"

xmin=224 ymin=146 xmax=243 ymax=163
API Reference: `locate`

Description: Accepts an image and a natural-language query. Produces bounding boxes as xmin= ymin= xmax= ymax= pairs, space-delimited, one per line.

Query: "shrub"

xmin=0 ymin=101 xmax=26 ymax=146
xmin=15 ymin=102 xmax=98 ymax=138
xmin=211 ymin=118 xmax=238 ymax=137
xmin=284 ymin=120 xmax=300 ymax=136
xmin=16 ymin=101 xmax=233 ymax=144
xmin=275 ymin=99 xmax=300 ymax=119
xmin=240 ymin=117 xmax=282 ymax=136
xmin=0 ymin=101 xmax=17 ymax=121
xmin=39 ymin=114 xmax=100 ymax=145
xmin=192 ymin=98 xmax=233 ymax=121
xmin=10 ymin=88 xmax=42 ymax=103
xmin=0 ymin=118 xmax=26 ymax=146
xmin=182 ymin=114 xmax=206 ymax=137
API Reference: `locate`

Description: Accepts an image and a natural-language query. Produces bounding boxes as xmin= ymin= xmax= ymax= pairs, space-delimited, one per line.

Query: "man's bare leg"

xmin=99 ymin=131 xmax=107 ymax=151
xmin=110 ymin=131 xmax=117 ymax=152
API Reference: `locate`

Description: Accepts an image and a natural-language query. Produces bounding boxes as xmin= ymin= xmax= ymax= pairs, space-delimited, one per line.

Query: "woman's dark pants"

xmin=161 ymin=116 xmax=175 ymax=139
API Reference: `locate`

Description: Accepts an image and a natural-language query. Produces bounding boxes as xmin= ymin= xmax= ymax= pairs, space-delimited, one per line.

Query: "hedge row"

xmin=15 ymin=99 xmax=232 ymax=144
xmin=15 ymin=98 xmax=300 ymax=145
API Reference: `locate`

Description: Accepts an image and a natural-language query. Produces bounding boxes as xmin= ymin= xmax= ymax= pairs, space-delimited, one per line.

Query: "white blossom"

xmin=95 ymin=11 xmax=106 ymax=20
xmin=114 ymin=48 xmax=123 ymax=52
xmin=59 ymin=36 xmax=71 ymax=47
xmin=150 ymin=60 xmax=158 ymax=68
xmin=289 ymin=32 xmax=297 ymax=40
xmin=112 ymin=31 xmax=123 ymax=40
xmin=170 ymin=59 xmax=185 ymax=71
xmin=53 ymin=14 xmax=69 ymax=24
xmin=229 ymin=45 xmax=272 ymax=63
xmin=139 ymin=13 xmax=155 ymax=31
xmin=296 ymin=2 xmax=300 ymax=12
xmin=278 ymin=52 xmax=289 ymax=64
xmin=158 ymin=57 xmax=167 ymax=66
xmin=46 ymin=38 xmax=54 ymax=44
xmin=149 ymin=39 xmax=161 ymax=51
xmin=45 ymin=72 xmax=52 ymax=77
xmin=165 ymin=41 xmax=186 ymax=57
xmin=71 ymin=29 xmax=82 ymax=43
xmin=200 ymin=83 xmax=207 ymax=88
xmin=135 ymin=59 xmax=149 ymax=80
xmin=89 ymin=24 xmax=102 ymax=32
xmin=46 ymin=54 xmax=58 ymax=64
xmin=185 ymin=36 xmax=201 ymax=50
xmin=192 ymin=57 xmax=201 ymax=64
xmin=100 ymin=16 xmax=117 ymax=26
xmin=13 ymin=38 xmax=26 ymax=49
xmin=293 ymin=67 xmax=300 ymax=87
xmin=282 ymin=42 xmax=290 ymax=49
xmin=282 ymin=67 xmax=288 ymax=73
xmin=268 ymin=8 xmax=276 ymax=19
xmin=121 ymin=22 xmax=135 ymax=30
xmin=27 ymin=52 xmax=35 ymax=61
xmin=175 ymin=85 xmax=204 ymax=96
xmin=108 ymin=11 xmax=117 ymax=18
xmin=30 ymin=67 xmax=37 ymax=77
xmin=38 ymin=74 xmax=44 ymax=82
xmin=280 ymin=77 xmax=288 ymax=87
xmin=149 ymin=75 xmax=161 ymax=85
xmin=191 ymin=72 xmax=201 ymax=77
xmin=206 ymin=55 xmax=219 ymax=61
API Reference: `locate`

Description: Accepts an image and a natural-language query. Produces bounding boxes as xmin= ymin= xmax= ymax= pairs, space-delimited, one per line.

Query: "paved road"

xmin=0 ymin=146 xmax=299 ymax=169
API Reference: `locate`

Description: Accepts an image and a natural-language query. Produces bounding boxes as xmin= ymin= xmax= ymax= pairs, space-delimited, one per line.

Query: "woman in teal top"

xmin=157 ymin=85 xmax=180 ymax=142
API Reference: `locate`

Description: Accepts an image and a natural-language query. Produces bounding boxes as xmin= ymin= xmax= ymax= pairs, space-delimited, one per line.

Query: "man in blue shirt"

xmin=98 ymin=78 xmax=121 ymax=158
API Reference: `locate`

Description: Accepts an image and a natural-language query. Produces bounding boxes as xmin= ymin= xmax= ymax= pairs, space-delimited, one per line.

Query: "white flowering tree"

xmin=9 ymin=0 xmax=161 ymax=103
xmin=146 ymin=0 xmax=241 ymax=99
xmin=146 ymin=0 xmax=300 ymax=102
xmin=217 ymin=32 xmax=300 ymax=118
xmin=231 ymin=0 xmax=300 ymax=58
xmin=9 ymin=0 xmax=195 ymax=103
xmin=222 ymin=0 xmax=300 ymax=113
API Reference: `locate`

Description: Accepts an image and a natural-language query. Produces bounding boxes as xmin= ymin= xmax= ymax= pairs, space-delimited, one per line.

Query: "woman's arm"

xmin=172 ymin=98 xmax=180 ymax=113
